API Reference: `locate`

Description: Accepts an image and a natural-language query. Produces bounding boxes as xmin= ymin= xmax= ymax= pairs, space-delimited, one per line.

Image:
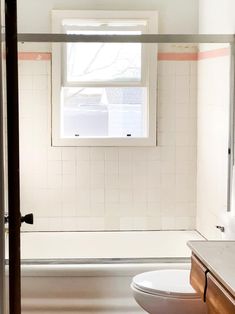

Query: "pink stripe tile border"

xmin=17 ymin=48 xmax=230 ymax=61
xmin=158 ymin=52 xmax=198 ymax=61
xmin=198 ymin=47 xmax=230 ymax=60
xmin=18 ymin=52 xmax=51 ymax=60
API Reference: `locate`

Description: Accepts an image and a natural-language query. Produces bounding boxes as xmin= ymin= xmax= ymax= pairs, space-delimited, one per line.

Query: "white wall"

xmin=197 ymin=0 xmax=235 ymax=239
xmin=17 ymin=0 xmax=199 ymax=232
xmin=199 ymin=0 xmax=235 ymax=34
xmin=17 ymin=0 xmax=198 ymax=34
xmin=19 ymin=57 xmax=197 ymax=232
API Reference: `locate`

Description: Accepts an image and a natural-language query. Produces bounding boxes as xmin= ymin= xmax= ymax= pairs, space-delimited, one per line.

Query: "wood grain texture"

xmin=190 ymin=254 xmax=207 ymax=301
xmin=206 ymin=273 xmax=235 ymax=314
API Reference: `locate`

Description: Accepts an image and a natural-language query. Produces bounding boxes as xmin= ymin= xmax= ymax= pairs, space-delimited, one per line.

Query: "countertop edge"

xmin=187 ymin=241 xmax=235 ymax=298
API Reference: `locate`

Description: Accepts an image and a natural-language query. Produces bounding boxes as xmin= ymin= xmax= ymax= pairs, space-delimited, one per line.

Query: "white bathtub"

xmin=15 ymin=230 xmax=204 ymax=314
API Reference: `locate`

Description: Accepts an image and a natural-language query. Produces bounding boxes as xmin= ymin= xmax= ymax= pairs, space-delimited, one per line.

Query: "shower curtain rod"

xmin=17 ymin=33 xmax=235 ymax=43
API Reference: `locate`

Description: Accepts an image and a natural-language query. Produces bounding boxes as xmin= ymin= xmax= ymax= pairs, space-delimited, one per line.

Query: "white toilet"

xmin=131 ymin=269 xmax=206 ymax=314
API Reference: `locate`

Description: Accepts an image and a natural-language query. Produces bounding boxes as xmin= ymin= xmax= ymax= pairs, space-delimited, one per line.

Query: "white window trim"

xmin=51 ymin=10 xmax=158 ymax=147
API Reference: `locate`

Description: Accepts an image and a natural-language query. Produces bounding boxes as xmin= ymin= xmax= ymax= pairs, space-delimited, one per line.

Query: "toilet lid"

xmin=132 ymin=269 xmax=199 ymax=298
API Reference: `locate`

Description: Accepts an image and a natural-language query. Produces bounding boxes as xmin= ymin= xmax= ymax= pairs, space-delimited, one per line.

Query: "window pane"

xmin=66 ymin=31 xmax=141 ymax=82
xmin=61 ymin=87 xmax=147 ymax=138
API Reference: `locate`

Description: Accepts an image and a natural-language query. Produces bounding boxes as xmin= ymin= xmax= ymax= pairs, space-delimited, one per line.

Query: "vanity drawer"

xmin=206 ymin=273 xmax=235 ymax=314
xmin=190 ymin=254 xmax=207 ymax=300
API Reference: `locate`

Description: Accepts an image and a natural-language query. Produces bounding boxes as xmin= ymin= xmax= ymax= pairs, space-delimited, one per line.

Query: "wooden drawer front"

xmin=190 ymin=254 xmax=207 ymax=300
xmin=206 ymin=273 xmax=235 ymax=314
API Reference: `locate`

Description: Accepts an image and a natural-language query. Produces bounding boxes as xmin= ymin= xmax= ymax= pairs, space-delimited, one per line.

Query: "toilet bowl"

xmin=131 ymin=269 xmax=206 ymax=314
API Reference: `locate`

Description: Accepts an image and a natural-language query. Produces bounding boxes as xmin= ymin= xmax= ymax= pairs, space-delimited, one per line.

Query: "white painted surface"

xmin=15 ymin=230 xmax=204 ymax=314
xmin=132 ymin=269 xmax=196 ymax=295
xmin=20 ymin=262 xmax=191 ymax=314
xmin=197 ymin=0 xmax=235 ymax=240
xmin=17 ymin=230 xmax=204 ymax=259
xmin=196 ymin=55 xmax=230 ymax=239
xmin=188 ymin=241 xmax=235 ymax=297
xmin=199 ymin=0 xmax=235 ymax=34
xmin=17 ymin=0 xmax=198 ymax=34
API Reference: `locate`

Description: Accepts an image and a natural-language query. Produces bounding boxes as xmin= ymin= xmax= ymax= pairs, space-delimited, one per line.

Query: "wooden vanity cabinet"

xmin=190 ymin=254 xmax=235 ymax=314
xmin=190 ymin=254 xmax=207 ymax=300
xmin=206 ymin=273 xmax=235 ymax=314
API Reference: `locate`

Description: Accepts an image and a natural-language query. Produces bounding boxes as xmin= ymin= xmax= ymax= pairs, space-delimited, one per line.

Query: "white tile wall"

xmin=19 ymin=59 xmax=197 ymax=231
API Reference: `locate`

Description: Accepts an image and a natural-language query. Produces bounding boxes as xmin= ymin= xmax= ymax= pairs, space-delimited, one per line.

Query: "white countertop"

xmin=187 ymin=241 xmax=235 ymax=297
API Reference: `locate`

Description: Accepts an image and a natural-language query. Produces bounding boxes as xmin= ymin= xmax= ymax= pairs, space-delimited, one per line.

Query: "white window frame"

xmin=52 ymin=10 xmax=158 ymax=146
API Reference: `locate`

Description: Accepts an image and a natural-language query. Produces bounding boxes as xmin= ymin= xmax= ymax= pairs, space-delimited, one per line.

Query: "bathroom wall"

xmin=17 ymin=0 xmax=198 ymax=34
xmin=197 ymin=0 xmax=235 ymax=239
xmin=18 ymin=0 xmax=198 ymax=231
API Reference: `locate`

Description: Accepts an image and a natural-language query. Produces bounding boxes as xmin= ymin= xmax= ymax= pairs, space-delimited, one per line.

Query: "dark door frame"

xmin=5 ymin=0 xmax=21 ymax=313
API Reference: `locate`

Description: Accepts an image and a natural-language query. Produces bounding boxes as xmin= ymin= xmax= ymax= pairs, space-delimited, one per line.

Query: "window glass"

xmin=61 ymin=86 xmax=147 ymax=138
xmin=66 ymin=30 xmax=141 ymax=83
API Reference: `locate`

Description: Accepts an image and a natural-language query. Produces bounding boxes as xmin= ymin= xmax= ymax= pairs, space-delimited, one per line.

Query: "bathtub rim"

xmin=5 ymin=259 xmax=191 ymax=277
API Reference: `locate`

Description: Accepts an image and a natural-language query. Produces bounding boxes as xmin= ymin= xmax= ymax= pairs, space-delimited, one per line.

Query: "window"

xmin=52 ymin=11 xmax=158 ymax=146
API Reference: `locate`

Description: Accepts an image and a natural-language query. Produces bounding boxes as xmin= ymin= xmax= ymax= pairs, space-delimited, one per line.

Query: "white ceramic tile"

xmin=175 ymin=87 xmax=190 ymax=104
xmin=62 ymin=174 xmax=76 ymax=189
xmin=90 ymin=160 xmax=105 ymax=174
xmin=147 ymin=189 xmax=161 ymax=203
xmin=161 ymin=216 xmax=176 ymax=229
xmin=48 ymin=160 xmax=62 ymax=174
xmin=105 ymin=174 xmax=119 ymax=189
xmin=104 ymin=217 xmax=120 ymax=230
xmin=32 ymin=61 xmax=48 ymax=75
xmin=47 ymin=147 xmax=62 ymax=161
xmin=118 ymin=148 xmax=132 ymax=161
xmin=47 ymin=174 xmax=62 ymax=189
xmin=119 ymin=202 xmax=134 ymax=216
xmin=175 ymin=62 xmax=190 ymax=76
xmin=158 ymin=75 xmax=175 ymax=91
xmin=91 ymin=189 xmax=105 ymax=203
xmin=62 ymin=147 xmax=76 ymax=160
xmin=62 ymin=161 xmax=76 ymax=174
xmin=133 ymin=189 xmax=147 ymax=202
xmin=90 ymin=202 xmax=105 ymax=216
xmin=105 ymin=202 xmax=120 ymax=217
xmin=133 ymin=202 xmax=147 ymax=214
xmin=105 ymin=160 xmax=118 ymax=175
xmin=175 ymin=75 xmax=190 ymax=91
xmin=104 ymin=148 xmax=119 ymax=161
xmin=146 ymin=217 xmax=162 ymax=230
xmin=19 ymin=75 xmax=33 ymax=90
xmin=19 ymin=59 xmax=198 ymax=232
xmin=90 ymin=147 xmax=105 ymax=161
xmin=119 ymin=174 xmax=132 ymax=189
xmin=120 ymin=217 xmax=133 ymax=230
xmin=119 ymin=160 xmax=133 ymax=175
xmin=133 ymin=217 xmax=147 ymax=230
xmin=133 ymin=161 xmax=147 ymax=175
xmin=90 ymin=173 xmax=105 ymax=188
xmin=76 ymin=148 xmax=91 ymax=161
xmin=33 ymin=75 xmax=48 ymax=91
xmin=119 ymin=189 xmax=133 ymax=203
xmin=133 ymin=175 xmax=147 ymax=189
xmin=89 ymin=217 xmax=105 ymax=230
xmin=147 ymin=147 xmax=161 ymax=161
xmin=105 ymin=189 xmax=119 ymax=203
xmin=147 ymin=202 xmax=161 ymax=216
xmin=62 ymin=188 xmax=77 ymax=204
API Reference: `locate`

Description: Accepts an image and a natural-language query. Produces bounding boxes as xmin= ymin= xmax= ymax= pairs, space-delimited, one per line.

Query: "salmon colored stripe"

xmin=198 ymin=47 xmax=230 ymax=60
xmin=18 ymin=52 xmax=51 ymax=60
xmin=17 ymin=48 xmax=230 ymax=61
xmin=158 ymin=52 xmax=198 ymax=61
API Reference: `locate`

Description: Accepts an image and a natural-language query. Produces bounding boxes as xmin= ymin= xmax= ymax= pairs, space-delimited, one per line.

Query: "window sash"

xmin=62 ymin=24 xmax=147 ymax=86
xmin=51 ymin=10 xmax=158 ymax=146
